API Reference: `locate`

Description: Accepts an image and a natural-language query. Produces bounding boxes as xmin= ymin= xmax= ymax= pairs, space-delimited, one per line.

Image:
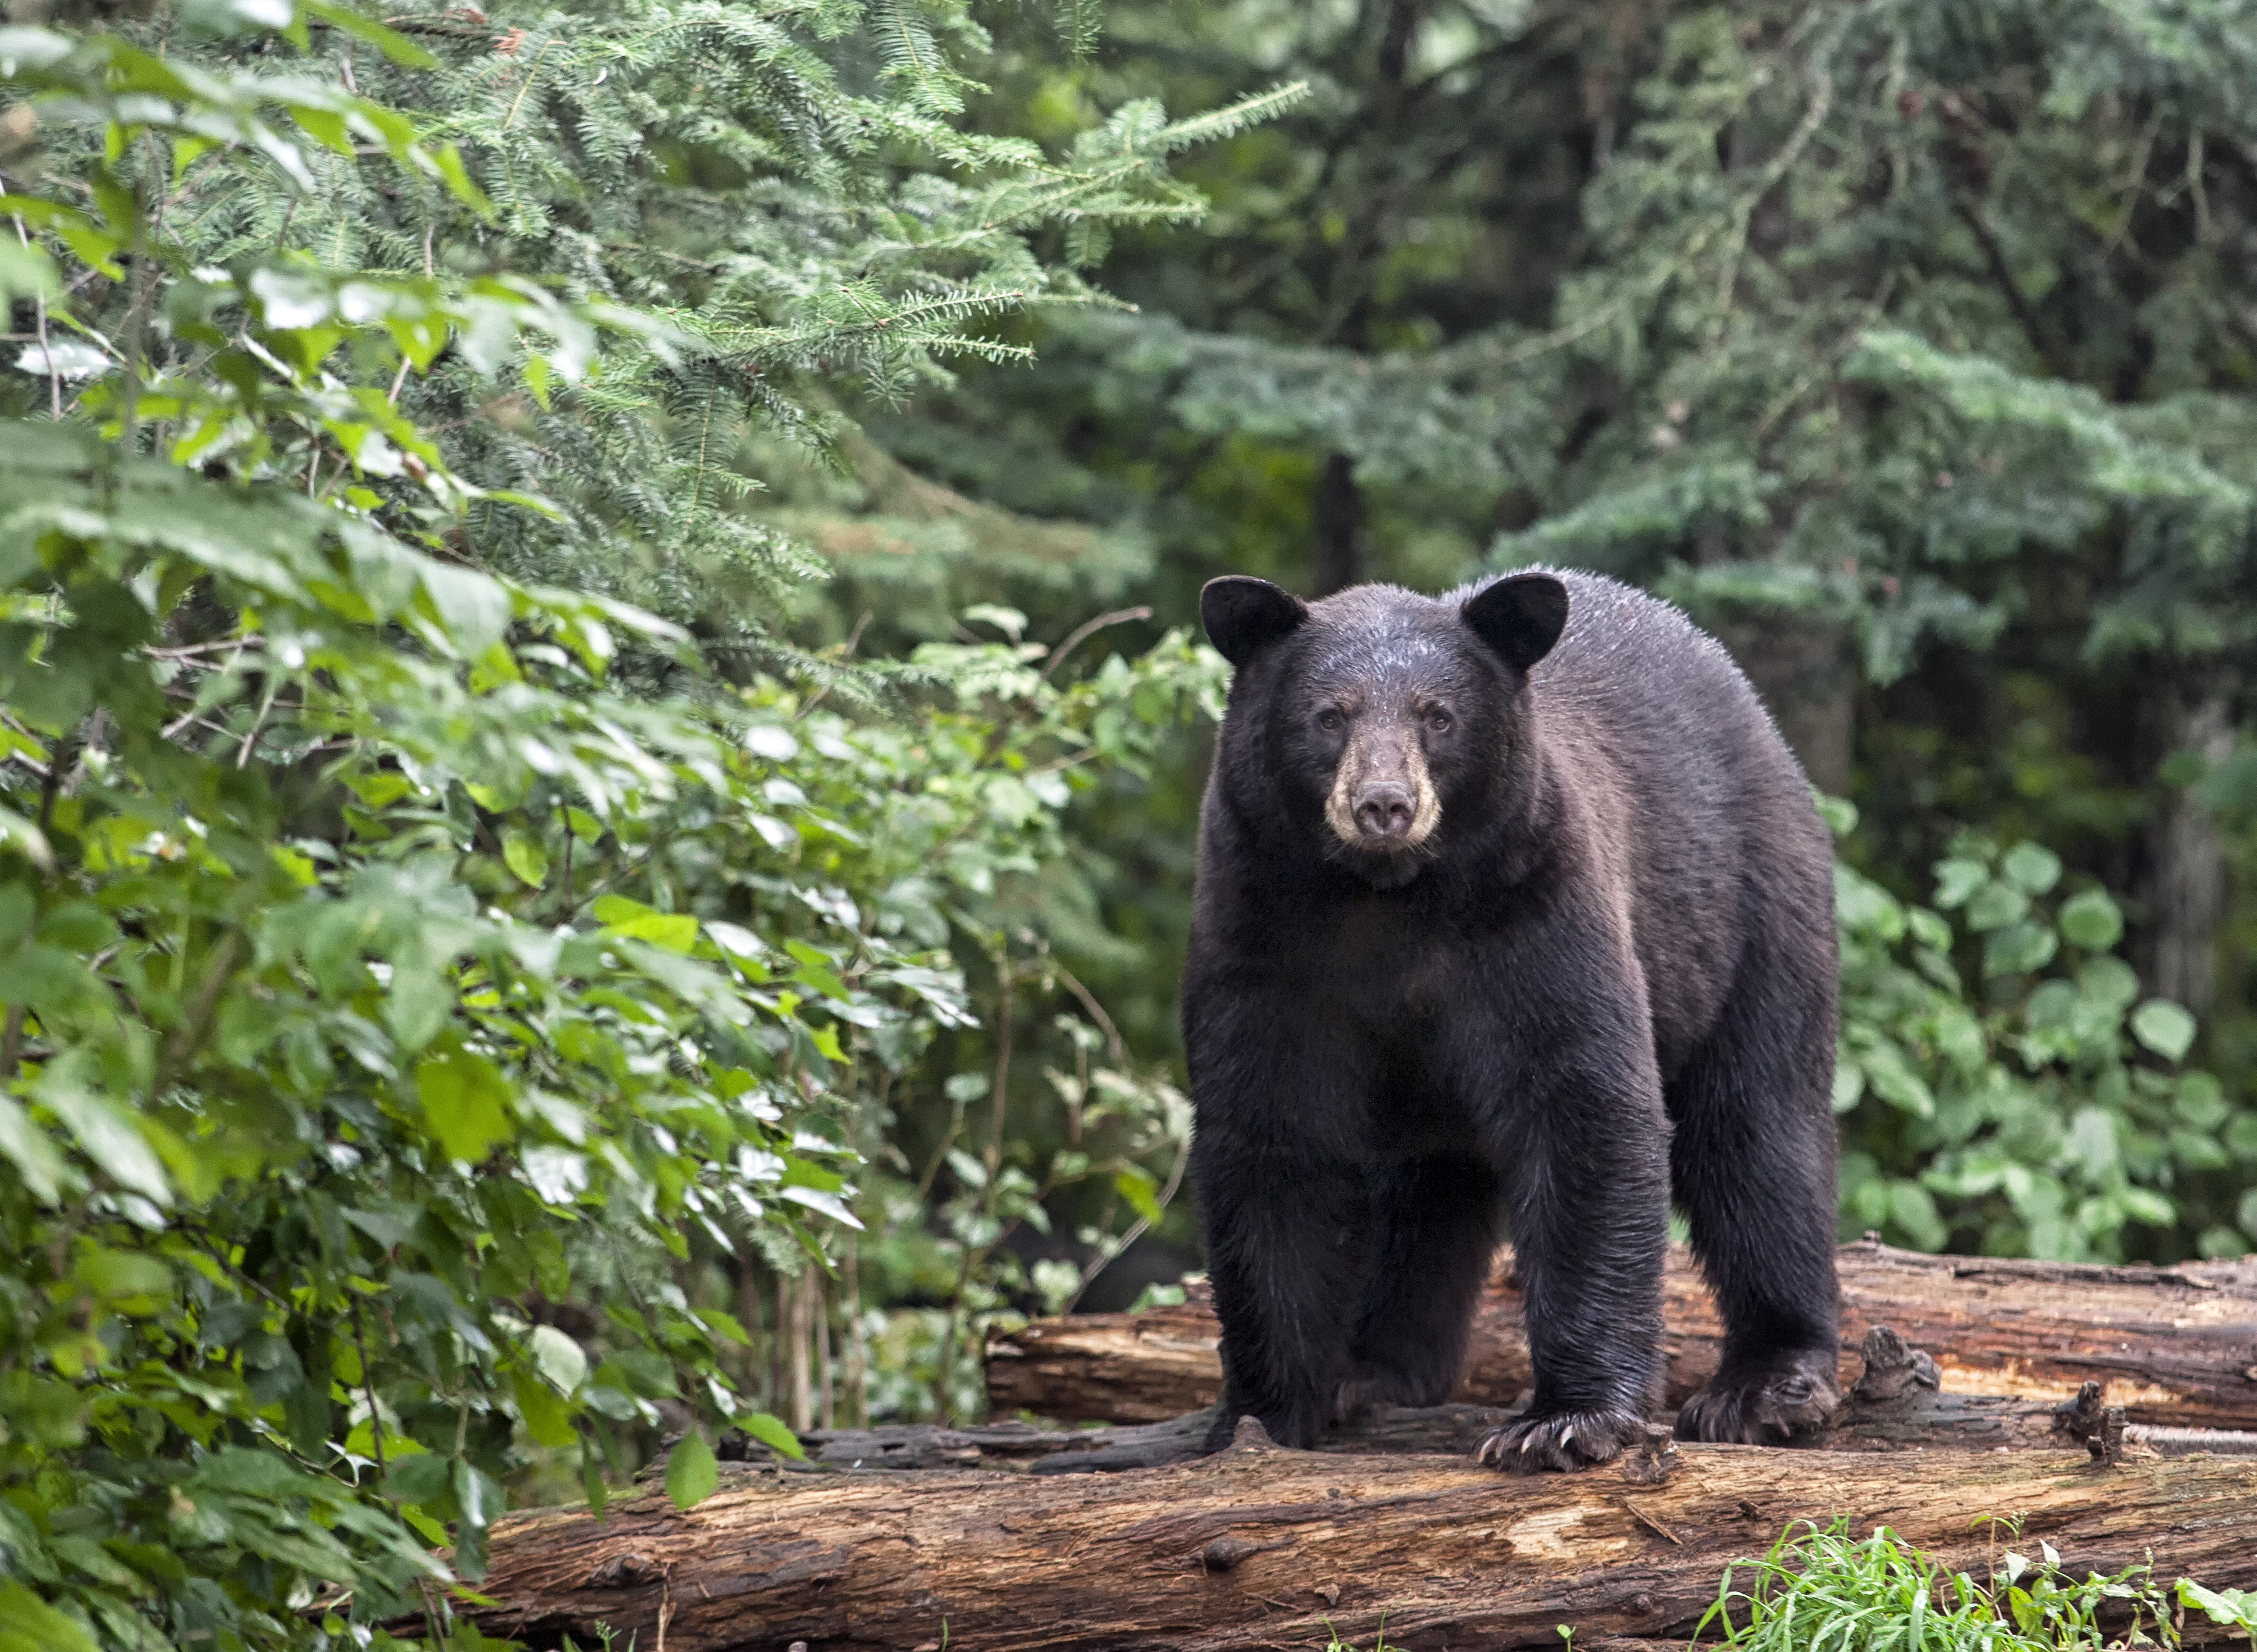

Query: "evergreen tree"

xmin=0 ymin=0 xmax=1271 ymax=1641
xmin=902 ymin=0 xmax=2257 ymax=1261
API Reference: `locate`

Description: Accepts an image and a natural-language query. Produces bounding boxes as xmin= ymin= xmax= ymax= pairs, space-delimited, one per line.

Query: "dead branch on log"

xmin=987 ymin=1236 xmax=2257 ymax=1429
xmin=473 ymin=1431 xmax=2257 ymax=1652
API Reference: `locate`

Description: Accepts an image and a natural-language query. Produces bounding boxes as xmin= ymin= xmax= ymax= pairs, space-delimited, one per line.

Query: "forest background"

xmin=4 ymin=0 xmax=2257 ymax=1646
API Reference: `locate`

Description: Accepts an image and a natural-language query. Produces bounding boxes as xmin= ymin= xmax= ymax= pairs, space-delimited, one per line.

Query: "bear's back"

xmin=1483 ymin=568 xmax=1805 ymax=802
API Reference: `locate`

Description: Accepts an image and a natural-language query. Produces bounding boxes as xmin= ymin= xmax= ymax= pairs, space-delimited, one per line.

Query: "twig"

xmin=1039 ymin=606 xmax=1152 ymax=683
xmin=1751 ymin=271 xmax=1898 ymax=445
xmin=11 ymin=212 xmax=60 ymax=420
xmin=1047 ymin=959 xmax=1125 ymax=1066
xmin=2187 ymin=129 xmax=2211 ymax=245
xmin=558 ymin=802 xmax=574 ymax=911
xmin=1060 ymin=1121 xmax=1191 ymax=1316
xmin=150 ymin=930 xmax=242 ymax=1101
xmin=2099 ymin=109 xmax=2163 ymax=263
xmin=793 ymin=611 xmax=872 ymax=722
xmin=1958 ymin=200 xmax=2064 ymax=376
xmin=236 ymin=677 xmax=282 ymax=768
xmin=1622 ymin=1498 xmax=1683 ymax=1546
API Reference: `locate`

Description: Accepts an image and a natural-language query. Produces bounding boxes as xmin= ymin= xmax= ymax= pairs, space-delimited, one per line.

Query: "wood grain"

xmin=471 ymin=1432 xmax=2257 ymax=1651
xmin=986 ymin=1238 xmax=2257 ymax=1429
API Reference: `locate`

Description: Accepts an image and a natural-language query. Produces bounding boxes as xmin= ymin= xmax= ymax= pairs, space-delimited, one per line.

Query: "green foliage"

xmin=2180 ymin=1579 xmax=2257 ymax=1649
xmin=0 ymin=0 xmax=1257 ymax=1644
xmin=1832 ymin=802 xmax=2253 ymax=1259
xmin=1691 ymin=1517 xmax=2187 ymax=1652
xmin=923 ymin=0 xmax=2257 ymax=1260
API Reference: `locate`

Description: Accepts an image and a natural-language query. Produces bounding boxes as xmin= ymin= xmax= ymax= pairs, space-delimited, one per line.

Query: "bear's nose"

xmin=1353 ymin=782 xmax=1415 ymax=839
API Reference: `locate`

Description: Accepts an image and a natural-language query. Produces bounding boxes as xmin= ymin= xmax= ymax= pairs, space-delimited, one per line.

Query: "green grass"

xmin=1693 ymin=1518 xmax=2257 ymax=1652
xmin=1321 ymin=1520 xmax=2257 ymax=1652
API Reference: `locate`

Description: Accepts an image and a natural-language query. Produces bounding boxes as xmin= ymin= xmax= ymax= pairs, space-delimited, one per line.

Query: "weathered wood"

xmin=774 ymin=1398 xmax=2256 ymax=1477
xmin=986 ymin=1236 xmax=2257 ymax=1429
xmin=473 ymin=1429 xmax=2257 ymax=1652
xmin=766 ymin=1329 xmax=2257 ymax=1476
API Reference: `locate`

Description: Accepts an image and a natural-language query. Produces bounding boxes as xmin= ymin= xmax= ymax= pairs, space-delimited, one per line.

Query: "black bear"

xmin=1183 ymin=569 xmax=1840 ymax=1471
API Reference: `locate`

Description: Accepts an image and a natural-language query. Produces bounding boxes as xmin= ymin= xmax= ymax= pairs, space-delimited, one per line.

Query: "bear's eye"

xmin=1316 ymin=708 xmax=1344 ymax=733
xmin=1426 ymin=708 xmax=1453 ymax=733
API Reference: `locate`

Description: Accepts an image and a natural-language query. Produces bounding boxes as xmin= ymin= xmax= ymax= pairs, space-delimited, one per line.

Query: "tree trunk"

xmin=986 ymin=1238 xmax=2257 ymax=1429
xmin=1311 ymin=450 xmax=1365 ymax=595
xmin=2144 ymin=686 xmax=2237 ymax=1017
xmin=1711 ymin=612 xmax=1854 ymax=797
xmin=467 ymin=1429 xmax=2257 ymax=1652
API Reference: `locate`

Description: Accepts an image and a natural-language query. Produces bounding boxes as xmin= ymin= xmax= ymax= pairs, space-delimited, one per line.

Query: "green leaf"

xmin=0 ymin=1580 xmax=99 ymax=1652
xmin=1964 ymin=881 xmax=2029 ymax=933
xmin=735 ymin=1410 xmax=806 ymax=1461
xmin=1887 ymin=1182 xmax=1946 ymax=1251
xmin=582 ymin=1437 xmax=608 ymax=1520
xmin=965 ymin=603 xmax=1028 ymax=640
xmin=179 ymin=0 xmax=291 ymax=38
xmin=1932 ymin=857 xmax=1987 ymax=909
xmin=513 ymin=1371 xmax=577 ymax=1449
xmin=1981 ymin=921 xmax=2056 ymax=979
xmin=1114 ymin=1165 xmax=1162 ymax=1226
xmin=2174 ymin=1073 xmax=2228 ymax=1129
xmin=528 ymin=1324 xmax=587 ymax=1395
xmin=605 ymin=911 xmax=698 ymax=953
xmin=777 ymin=1185 xmax=863 ymax=1228
xmin=0 ymin=1094 xmax=75 ymax=1203
xmin=2056 ymin=888 xmax=2123 ymax=951
xmin=36 ymin=1060 xmax=170 ymax=1205
xmin=1999 ymin=842 xmax=2062 ymax=895
xmin=501 ymin=829 xmax=549 ymax=887
xmin=664 ymin=1430 xmax=719 ymax=1510
xmin=2178 ymin=1580 xmax=2257 ymax=1635
xmin=418 ymin=562 xmax=512 ymax=658
xmin=2130 ymin=1000 xmax=2197 ymax=1064
xmin=414 ymin=1048 xmax=512 ymax=1163
xmin=299 ymin=0 xmax=441 ymax=66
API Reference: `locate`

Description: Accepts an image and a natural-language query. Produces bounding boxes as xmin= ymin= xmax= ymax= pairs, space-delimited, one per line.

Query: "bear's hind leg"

xmin=1666 ymin=962 xmax=1843 ymax=1446
xmin=1336 ymin=1154 xmax=1501 ymax=1418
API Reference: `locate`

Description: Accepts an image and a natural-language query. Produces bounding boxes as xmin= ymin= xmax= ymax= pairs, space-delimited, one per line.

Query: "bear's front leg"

xmin=1472 ymin=1041 xmax=1672 ymax=1474
xmin=1191 ymin=1126 xmax=1369 ymax=1451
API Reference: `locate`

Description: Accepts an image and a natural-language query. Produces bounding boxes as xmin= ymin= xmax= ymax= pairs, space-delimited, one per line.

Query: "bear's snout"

xmin=1323 ymin=723 xmax=1442 ymax=860
xmin=1353 ymin=782 xmax=1416 ymax=839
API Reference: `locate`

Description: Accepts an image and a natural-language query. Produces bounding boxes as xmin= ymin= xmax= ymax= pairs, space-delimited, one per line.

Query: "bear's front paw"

xmin=1475 ymin=1408 xmax=1654 ymax=1474
xmin=1676 ymin=1352 xmax=1839 ymax=1445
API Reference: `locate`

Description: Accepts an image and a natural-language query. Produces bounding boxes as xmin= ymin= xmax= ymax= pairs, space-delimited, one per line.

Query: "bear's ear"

xmin=1202 ymin=576 xmax=1309 ymax=668
xmin=1462 ymin=572 xmax=1568 ymax=674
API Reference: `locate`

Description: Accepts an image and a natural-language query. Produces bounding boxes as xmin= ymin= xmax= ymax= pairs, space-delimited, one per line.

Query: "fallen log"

xmin=986 ymin=1236 xmax=2257 ymax=1429
xmin=473 ymin=1427 xmax=2257 ymax=1652
xmin=764 ymin=1329 xmax=2257 ymax=1475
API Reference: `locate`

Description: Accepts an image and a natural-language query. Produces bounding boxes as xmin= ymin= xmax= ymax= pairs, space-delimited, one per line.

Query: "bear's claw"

xmin=1476 ymin=1407 xmax=1654 ymax=1473
xmin=1676 ymin=1353 xmax=1840 ymax=1445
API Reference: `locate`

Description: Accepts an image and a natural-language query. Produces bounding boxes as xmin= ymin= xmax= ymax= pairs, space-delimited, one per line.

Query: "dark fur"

xmin=1184 ymin=569 xmax=1841 ymax=1470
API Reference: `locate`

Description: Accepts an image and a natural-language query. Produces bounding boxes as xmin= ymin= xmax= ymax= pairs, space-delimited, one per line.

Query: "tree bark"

xmin=468 ymin=1429 xmax=2257 ymax=1652
xmin=986 ymin=1238 xmax=2257 ymax=1429
xmin=794 ymin=1327 xmax=2257 ymax=1475
xmin=1311 ymin=449 xmax=1365 ymax=595
xmin=2144 ymin=686 xmax=2236 ymax=1017
xmin=1711 ymin=612 xmax=1855 ymax=797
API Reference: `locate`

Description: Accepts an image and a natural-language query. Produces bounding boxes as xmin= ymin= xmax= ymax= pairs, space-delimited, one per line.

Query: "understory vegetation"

xmin=1690 ymin=1519 xmax=2257 ymax=1652
xmin=4 ymin=0 xmax=2257 ymax=1646
xmin=1312 ymin=1519 xmax=2257 ymax=1652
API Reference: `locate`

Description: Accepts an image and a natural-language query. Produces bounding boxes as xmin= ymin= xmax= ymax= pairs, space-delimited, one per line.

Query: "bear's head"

xmin=1200 ymin=572 xmax=1568 ymax=889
